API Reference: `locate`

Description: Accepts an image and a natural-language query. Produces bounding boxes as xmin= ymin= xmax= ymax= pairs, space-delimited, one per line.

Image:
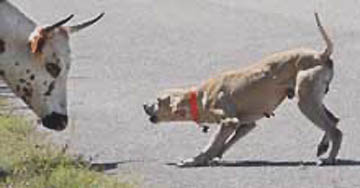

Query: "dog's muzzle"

xmin=143 ymin=103 xmax=158 ymax=123
xmin=41 ymin=112 xmax=68 ymax=131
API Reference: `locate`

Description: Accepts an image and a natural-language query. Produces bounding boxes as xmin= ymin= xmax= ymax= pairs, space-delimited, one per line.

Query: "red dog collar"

xmin=189 ymin=89 xmax=199 ymax=123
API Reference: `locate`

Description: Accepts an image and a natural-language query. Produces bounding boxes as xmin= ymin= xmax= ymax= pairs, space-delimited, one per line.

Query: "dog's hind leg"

xmin=296 ymin=66 xmax=341 ymax=165
xmin=215 ymin=122 xmax=257 ymax=159
xmin=316 ymin=104 xmax=340 ymax=157
xmin=298 ymin=100 xmax=341 ymax=165
xmin=317 ymin=133 xmax=330 ymax=157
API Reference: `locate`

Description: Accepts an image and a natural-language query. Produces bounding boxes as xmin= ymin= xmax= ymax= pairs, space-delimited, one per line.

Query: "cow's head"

xmin=10 ymin=13 xmax=104 ymax=131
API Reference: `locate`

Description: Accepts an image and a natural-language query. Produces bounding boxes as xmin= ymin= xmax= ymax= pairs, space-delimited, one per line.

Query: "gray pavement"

xmin=9 ymin=0 xmax=360 ymax=187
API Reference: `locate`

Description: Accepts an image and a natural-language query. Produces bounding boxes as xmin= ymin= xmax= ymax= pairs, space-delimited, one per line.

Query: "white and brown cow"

xmin=0 ymin=0 xmax=104 ymax=130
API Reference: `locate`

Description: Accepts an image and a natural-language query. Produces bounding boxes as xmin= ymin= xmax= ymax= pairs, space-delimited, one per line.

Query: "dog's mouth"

xmin=149 ymin=115 xmax=158 ymax=123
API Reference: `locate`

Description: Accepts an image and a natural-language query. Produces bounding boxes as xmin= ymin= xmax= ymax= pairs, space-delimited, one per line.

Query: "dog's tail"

xmin=315 ymin=12 xmax=333 ymax=58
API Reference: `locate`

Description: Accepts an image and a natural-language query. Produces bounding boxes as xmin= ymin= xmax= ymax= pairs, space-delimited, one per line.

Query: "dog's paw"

xmin=176 ymin=153 xmax=218 ymax=168
xmin=316 ymin=143 xmax=329 ymax=157
xmin=176 ymin=158 xmax=208 ymax=168
xmin=176 ymin=157 xmax=221 ymax=168
xmin=209 ymin=157 xmax=221 ymax=166
xmin=316 ymin=158 xmax=337 ymax=166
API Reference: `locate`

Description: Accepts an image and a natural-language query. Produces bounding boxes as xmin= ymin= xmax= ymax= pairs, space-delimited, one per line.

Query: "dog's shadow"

xmin=88 ymin=159 xmax=360 ymax=171
xmin=167 ymin=159 xmax=360 ymax=168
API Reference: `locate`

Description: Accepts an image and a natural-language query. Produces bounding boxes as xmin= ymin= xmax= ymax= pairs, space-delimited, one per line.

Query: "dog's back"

xmin=201 ymin=48 xmax=320 ymax=122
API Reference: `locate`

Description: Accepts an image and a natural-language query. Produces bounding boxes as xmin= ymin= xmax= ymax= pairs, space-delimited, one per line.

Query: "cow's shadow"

xmin=0 ymin=168 xmax=8 ymax=178
xmin=167 ymin=159 xmax=360 ymax=168
xmin=90 ymin=159 xmax=148 ymax=171
xmin=90 ymin=162 xmax=120 ymax=171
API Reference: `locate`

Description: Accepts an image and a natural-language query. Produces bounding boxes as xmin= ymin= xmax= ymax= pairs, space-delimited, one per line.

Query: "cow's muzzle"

xmin=42 ymin=112 xmax=68 ymax=131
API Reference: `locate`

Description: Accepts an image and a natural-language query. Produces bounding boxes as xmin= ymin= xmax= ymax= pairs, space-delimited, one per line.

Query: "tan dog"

xmin=144 ymin=13 xmax=340 ymax=167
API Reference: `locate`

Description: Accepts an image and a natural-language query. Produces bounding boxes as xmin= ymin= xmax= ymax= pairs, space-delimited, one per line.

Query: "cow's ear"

xmin=29 ymin=30 xmax=46 ymax=54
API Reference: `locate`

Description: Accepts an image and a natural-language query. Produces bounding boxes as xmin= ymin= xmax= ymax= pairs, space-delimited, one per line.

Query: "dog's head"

xmin=143 ymin=89 xmax=194 ymax=124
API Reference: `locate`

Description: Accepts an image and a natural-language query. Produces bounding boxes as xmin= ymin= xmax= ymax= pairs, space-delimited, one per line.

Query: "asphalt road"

xmin=9 ymin=0 xmax=360 ymax=187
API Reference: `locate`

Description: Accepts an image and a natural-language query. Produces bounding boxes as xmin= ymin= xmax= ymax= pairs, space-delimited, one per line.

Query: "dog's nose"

xmin=41 ymin=112 xmax=68 ymax=131
xmin=143 ymin=103 xmax=148 ymax=113
xmin=143 ymin=103 xmax=158 ymax=123
xmin=143 ymin=103 xmax=152 ymax=115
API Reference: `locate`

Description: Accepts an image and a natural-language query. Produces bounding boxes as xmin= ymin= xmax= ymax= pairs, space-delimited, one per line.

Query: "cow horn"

xmin=43 ymin=14 xmax=74 ymax=32
xmin=67 ymin=13 xmax=104 ymax=33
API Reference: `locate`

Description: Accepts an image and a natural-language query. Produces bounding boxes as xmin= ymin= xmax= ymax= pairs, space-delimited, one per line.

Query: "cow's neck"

xmin=0 ymin=1 xmax=37 ymax=82
xmin=0 ymin=1 xmax=36 ymax=48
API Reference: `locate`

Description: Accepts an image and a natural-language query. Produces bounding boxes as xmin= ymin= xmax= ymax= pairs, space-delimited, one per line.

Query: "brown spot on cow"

xmin=19 ymin=78 xmax=26 ymax=83
xmin=30 ymin=74 xmax=35 ymax=80
xmin=44 ymin=81 xmax=55 ymax=96
xmin=23 ymin=87 xmax=33 ymax=98
xmin=0 ymin=70 xmax=4 ymax=76
xmin=21 ymin=96 xmax=28 ymax=103
xmin=0 ymin=39 xmax=5 ymax=54
xmin=45 ymin=62 xmax=61 ymax=78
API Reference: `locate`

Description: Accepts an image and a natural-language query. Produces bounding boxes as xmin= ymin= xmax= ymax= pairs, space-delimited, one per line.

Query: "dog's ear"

xmin=164 ymin=95 xmax=171 ymax=105
xmin=29 ymin=30 xmax=47 ymax=54
xmin=158 ymin=95 xmax=171 ymax=106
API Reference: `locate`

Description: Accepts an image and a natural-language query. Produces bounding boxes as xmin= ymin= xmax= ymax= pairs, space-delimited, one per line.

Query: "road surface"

xmin=8 ymin=0 xmax=360 ymax=187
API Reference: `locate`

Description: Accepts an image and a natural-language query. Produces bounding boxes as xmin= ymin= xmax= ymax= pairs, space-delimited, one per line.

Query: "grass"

xmin=0 ymin=107 xmax=135 ymax=187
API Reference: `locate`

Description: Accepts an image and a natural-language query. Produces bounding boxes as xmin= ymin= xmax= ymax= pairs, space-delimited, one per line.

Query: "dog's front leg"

xmin=296 ymin=66 xmax=342 ymax=165
xmin=215 ymin=122 xmax=257 ymax=159
xmin=177 ymin=118 xmax=238 ymax=167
